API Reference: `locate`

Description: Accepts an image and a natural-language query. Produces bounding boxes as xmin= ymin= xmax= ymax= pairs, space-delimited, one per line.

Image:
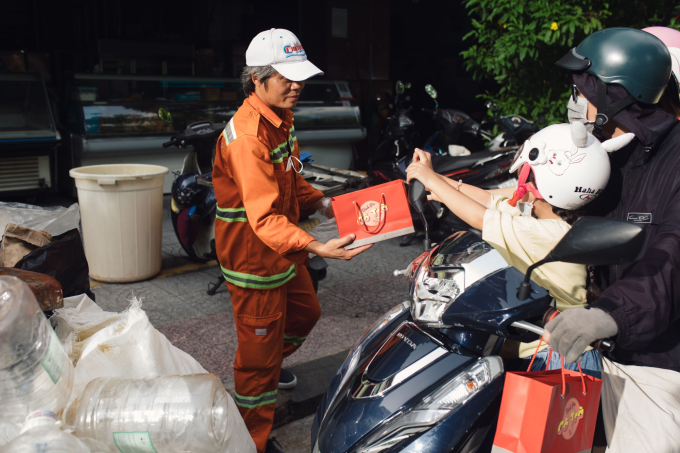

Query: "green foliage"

xmin=461 ymin=0 xmax=680 ymax=125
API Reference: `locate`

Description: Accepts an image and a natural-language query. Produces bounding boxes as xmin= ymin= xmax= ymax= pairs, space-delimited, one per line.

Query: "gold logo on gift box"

xmin=557 ymin=397 xmax=584 ymax=440
xmin=357 ymin=200 xmax=387 ymax=226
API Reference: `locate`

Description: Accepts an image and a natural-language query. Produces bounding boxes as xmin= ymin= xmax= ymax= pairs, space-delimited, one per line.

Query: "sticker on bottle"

xmin=113 ymin=432 xmax=158 ymax=453
xmin=40 ymin=329 xmax=64 ymax=384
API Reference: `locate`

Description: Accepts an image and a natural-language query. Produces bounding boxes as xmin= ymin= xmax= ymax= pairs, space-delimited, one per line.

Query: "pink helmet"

xmin=643 ymin=27 xmax=680 ymax=99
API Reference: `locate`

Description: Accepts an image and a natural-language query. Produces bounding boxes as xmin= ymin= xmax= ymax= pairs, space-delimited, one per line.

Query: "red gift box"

xmin=331 ymin=180 xmax=415 ymax=249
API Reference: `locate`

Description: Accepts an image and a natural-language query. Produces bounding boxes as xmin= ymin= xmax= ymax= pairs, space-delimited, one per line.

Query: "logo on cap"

xmin=284 ymin=45 xmax=306 ymax=58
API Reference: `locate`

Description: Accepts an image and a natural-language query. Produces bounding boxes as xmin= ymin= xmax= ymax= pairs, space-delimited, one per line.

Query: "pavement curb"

xmin=223 ymin=347 xmax=350 ymax=429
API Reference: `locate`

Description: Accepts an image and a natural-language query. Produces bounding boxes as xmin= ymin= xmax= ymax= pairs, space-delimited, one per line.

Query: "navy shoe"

xmin=278 ymin=368 xmax=297 ymax=389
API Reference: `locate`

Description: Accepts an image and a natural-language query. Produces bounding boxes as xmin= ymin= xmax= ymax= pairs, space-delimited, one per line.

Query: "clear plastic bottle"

xmin=0 ymin=411 xmax=90 ymax=453
xmin=0 ymin=277 xmax=74 ymax=426
xmin=63 ymin=374 xmax=230 ymax=453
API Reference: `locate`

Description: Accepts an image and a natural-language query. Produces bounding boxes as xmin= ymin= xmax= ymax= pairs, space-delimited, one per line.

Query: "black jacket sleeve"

xmin=591 ymin=188 xmax=680 ymax=351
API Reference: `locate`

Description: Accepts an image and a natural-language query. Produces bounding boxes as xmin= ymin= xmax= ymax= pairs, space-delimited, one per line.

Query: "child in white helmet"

xmin=406 ymin=122 xmax=634 ymax=374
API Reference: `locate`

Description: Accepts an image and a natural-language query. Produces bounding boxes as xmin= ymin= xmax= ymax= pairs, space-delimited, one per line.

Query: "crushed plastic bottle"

xmin=63 ymin=374 xmax=230 ymax=453
xmin=0 ymin=411 xmax=90 ymax=453
xmin=0 ymin=276 xmax=74 ymax=427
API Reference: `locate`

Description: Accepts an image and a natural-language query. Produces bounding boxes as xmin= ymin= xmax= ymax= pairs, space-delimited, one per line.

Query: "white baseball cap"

xmin=246 ymin=28 xmax=324 ymax=82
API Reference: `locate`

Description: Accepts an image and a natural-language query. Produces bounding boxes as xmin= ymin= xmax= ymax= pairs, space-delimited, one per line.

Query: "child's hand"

xmin=427 ymin=192 xmax=442 ymax=202
xmin=406 ymin=161 xmax=436 ymax=188
xmin=412 ymin=149 xmax=433 ymax=169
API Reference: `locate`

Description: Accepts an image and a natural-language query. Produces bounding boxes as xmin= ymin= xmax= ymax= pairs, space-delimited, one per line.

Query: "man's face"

xmin=254 ymin=72 xmax=306 ymax=110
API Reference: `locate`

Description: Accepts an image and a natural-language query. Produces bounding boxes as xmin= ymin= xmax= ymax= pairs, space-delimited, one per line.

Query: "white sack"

xmin=52 ymin=295 xmax=255 ymax=452
xmin=51 ymin=294 xmax=207 ymax=401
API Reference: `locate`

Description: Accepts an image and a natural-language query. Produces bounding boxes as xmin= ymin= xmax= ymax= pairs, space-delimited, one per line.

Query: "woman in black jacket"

xmin=546 ymin=27 xmax=680 ymax=452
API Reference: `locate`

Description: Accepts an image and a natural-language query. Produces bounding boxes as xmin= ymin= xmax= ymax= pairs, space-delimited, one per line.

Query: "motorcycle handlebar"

xmin=162 ymin=138 xmax=177 ymax=148
xmin=510 ymin=320 xmax=615 ymax=353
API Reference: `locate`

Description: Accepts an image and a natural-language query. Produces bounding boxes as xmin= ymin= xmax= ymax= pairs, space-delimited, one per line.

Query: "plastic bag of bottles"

xmin=0 ymin=277 xmax=74 ymax=430
xmin=0 ymin=411 xmax=89 ymax=453
xmin=63 ymin=374 xmax=256 ymax=453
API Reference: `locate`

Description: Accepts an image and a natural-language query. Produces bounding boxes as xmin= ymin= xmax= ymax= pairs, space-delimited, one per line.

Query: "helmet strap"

xmin=593 ymin=79 xmax=636 ymax=140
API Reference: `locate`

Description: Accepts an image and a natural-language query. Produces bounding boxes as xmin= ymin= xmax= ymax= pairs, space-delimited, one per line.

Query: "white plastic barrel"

xmin=69 ymin=164 xmax=169 ymax=282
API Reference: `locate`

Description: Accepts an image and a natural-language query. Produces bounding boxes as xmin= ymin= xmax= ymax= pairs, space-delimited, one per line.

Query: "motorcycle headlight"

xmin=410 ymin=260 xmax=465 ymax=328
xmin=354 ymin=357 xmax=504 ymax=453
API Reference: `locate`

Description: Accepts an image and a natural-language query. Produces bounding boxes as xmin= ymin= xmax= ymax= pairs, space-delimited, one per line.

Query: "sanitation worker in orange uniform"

xmin=212 ymin=28 xmax=371 ymax=453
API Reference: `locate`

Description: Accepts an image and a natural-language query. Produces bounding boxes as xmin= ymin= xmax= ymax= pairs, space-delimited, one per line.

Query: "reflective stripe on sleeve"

xmin=270 ymin=128 xmax=297 ymax=164
xmin=216 ymin=206 xmax=247 ymax=223
xmin=283 ymin=334 xmax=307 ymax=346
xmin=222 ymin=118 xmax=238 ymax=145
xmin=221 ymin=264 xmax=296 ymax=289
xmin=270 ymin=140 xmax=291 ymax=164
xmin=234 ymin=390 xmax=277 ymax=409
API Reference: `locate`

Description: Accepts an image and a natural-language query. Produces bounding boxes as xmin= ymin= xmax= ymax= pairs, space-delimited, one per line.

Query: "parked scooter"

xmin=368 ymin=83 xmax=537 ymax=191
xmin=158 ymin=108 xmax=221 ymax=263
xmin=311 ymin=181 xmax=644 ymax=453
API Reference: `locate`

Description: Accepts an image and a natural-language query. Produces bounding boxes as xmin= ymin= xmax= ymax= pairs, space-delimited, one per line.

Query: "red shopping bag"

xmin=492 ymin=342 xmax=603 ymax=453
xmin=331 ymin=180 xmax=415 ymax=249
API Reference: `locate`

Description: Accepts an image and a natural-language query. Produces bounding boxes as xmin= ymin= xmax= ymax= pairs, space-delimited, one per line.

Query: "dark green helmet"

xmin=556 ymin=27 xmax=671 ymax=104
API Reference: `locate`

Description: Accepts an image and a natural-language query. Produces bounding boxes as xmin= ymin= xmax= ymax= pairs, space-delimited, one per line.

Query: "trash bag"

xmin=0 ymin=202 xmax=80 ymax=241
xmin=52 ymin=294 xmax=208 ymax=400
xmin=14 ymin=229 xmax=94 ymax=300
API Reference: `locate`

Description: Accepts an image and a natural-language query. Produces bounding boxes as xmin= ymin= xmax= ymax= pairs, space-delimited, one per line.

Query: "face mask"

xmin=517 ymin=201 xmax=534 ymax=217
xmin=567 ymin=96 xmax=594 ymax=133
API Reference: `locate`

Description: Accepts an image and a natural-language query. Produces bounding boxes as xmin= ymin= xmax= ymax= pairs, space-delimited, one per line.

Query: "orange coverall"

xmin=212 ymin=93 xmax=324 ymax=451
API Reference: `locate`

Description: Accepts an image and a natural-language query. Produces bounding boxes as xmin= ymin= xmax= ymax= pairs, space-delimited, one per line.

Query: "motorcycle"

xmin=311 ymin=181 xmax=644 ymax=453
xmin=369 ymin=83 xmax=536 ymax=191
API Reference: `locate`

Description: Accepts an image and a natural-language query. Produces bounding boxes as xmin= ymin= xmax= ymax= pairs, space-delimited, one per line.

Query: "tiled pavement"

xmin=92 ymin=196 xmax=423 ymax=385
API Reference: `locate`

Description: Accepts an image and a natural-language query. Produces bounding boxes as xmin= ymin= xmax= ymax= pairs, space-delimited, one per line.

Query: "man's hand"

xmin=304 ymin=234 xmax=372 ymax=260
xmin=544 ymin=308 xmax=618 ymax=364
xmin=311 ymin=197 xmax=334 ymax=219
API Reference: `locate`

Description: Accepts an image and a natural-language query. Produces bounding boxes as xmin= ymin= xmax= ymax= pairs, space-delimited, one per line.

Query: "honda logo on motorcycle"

xmin=397 ymin=332 xmax=416 ymax=350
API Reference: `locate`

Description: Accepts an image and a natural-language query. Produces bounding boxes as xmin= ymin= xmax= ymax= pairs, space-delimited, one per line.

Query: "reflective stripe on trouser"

xmin=228 ymin=265 xmax=321 ymax=453
xmin=221 ymin=264 xmax=296 ymax=289
xmin=234 ymin=390 xmax=277 ymax=409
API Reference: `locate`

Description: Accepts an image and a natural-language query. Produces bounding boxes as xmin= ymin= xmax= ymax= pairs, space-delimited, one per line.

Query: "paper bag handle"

xmin=527 ymin=311 xmax=587 ymax=397
xmin=353 ymin=193 xmax=387 ymax=234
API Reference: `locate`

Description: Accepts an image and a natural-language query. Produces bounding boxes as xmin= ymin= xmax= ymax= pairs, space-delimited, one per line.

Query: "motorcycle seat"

xmin=431 ymin=150 xmax=504 ymax=174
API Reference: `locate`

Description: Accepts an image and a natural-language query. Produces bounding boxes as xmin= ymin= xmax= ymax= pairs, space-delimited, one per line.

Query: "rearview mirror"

xmin=396 ymin=81 xmax=405 ymax=95
xmin=549 ymin=217 xmax=644 ymax=265
xmin=158 ymin=108 xmax=173 ymax=124
xmin=425 ymin=84 xmax=437 ymax=99
xmin=517 ymin=217 xmax=645 ymax=300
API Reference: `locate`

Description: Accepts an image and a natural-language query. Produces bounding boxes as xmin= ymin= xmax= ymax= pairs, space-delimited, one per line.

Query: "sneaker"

xmin=265 ymin=438 xmax=285 ymax=453
xmin=278 ymin=368 xmax=297 ymax=389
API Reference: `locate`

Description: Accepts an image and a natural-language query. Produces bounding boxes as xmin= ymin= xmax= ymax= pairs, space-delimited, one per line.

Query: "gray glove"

xmin=545 ymin=308 xmax=618 ymax=364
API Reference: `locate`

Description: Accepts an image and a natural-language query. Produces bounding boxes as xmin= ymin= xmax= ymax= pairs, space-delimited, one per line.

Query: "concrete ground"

xmin=87 ymin=195 xmax=422 ymax=452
